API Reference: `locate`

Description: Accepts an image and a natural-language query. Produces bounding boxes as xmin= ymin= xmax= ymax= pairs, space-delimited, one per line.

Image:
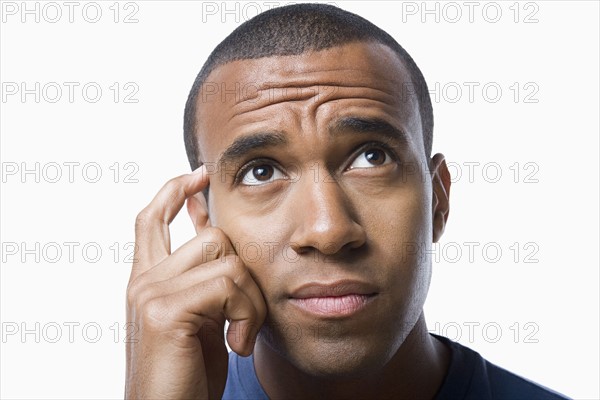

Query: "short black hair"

xmin=184 ymin=3 xmax=433 ymax=170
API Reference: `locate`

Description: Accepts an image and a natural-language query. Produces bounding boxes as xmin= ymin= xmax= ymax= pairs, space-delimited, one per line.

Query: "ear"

xmin=430 ymin=153 xmax=451 ymax=243
xmin=186 ymin=192 xmax=211 ymax=234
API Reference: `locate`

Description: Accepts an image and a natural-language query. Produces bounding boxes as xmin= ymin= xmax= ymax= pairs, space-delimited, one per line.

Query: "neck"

xmin=254 ymin=312 xmax=450 ymax=399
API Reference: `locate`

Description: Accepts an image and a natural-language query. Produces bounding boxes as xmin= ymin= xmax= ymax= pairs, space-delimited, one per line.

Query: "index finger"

xmin=132 ymin=166 xmax=210 ymax=278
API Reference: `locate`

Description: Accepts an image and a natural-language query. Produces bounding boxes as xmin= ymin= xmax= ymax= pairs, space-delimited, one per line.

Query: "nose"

xmin=289 ymin=171 xmax=366 ymax=256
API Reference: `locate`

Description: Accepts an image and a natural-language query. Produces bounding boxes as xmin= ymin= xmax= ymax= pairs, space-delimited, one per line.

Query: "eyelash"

xmin=234 ymin=158 xmax=283 ymax=185
xmin=233 ymin=141 xmax=400 ymax=185
xmin=354 ymin=141 xmax=400 ymax=165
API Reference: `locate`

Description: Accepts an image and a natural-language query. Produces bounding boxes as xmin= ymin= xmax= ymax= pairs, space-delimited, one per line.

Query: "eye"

xmin=348 ymin=147 xmax=393 ymax=169
xmin=240 ymin=164 xmax=286 ymax=186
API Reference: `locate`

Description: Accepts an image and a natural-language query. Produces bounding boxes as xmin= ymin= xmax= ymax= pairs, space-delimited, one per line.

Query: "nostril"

xmin=289 ymin=241 xmax=303 ymax=254
xmin=289 ymin=237 xmax=366 ymax=258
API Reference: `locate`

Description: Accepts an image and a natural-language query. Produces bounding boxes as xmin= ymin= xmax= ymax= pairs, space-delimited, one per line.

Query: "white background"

xmin=1 ymin=1 xmax=598 ymax=398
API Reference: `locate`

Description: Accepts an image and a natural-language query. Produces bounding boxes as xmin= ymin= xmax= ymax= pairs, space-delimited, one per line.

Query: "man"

xmin=125 ymin=4 xmax=568 ymax=399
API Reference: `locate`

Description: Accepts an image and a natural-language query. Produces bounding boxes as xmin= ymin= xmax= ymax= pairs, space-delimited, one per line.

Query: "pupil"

xmin=366 ymin=149 xmax=385 ymax=165
xmin=253 ymin=166 xmax=273 ymax=180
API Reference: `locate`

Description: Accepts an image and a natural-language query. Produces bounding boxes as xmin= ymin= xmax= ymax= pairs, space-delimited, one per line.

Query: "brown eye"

xmin=253 ymin=165 xmax=273 ymax=181
xmin=365 ymin=149 xmax=386 ymax=165
xmin=349 ymin=147 xmax=393 ymax=169
xmin=240 ymin=163 xmax=285 ymax=186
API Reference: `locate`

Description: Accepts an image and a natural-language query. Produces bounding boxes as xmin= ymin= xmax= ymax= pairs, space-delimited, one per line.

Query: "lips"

xmin=288 ymin=280 xmax=378 ymax=318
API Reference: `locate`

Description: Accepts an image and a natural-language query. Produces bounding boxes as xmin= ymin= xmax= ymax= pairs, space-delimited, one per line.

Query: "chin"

xmin=296 ymin=342 xmax=390 ymax=379
xmin=259 ymin=320 xmax=401 ymax=380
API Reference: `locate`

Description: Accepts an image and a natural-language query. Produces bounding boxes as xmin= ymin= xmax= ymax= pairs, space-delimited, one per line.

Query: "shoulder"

xmin=433 ymin=334 xmax=570 ymax=400
xmin=484 ymin=361 xmax=569 ymax=400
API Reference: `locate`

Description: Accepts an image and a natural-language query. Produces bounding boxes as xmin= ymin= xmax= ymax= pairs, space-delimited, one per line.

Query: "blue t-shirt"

xmin=223 ymin=334 xmax=569 ymax=399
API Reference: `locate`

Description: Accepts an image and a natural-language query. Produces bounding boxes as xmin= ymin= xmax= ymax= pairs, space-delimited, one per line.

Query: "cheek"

xmin=380 ymin=195 xmax=431 ymax=256
xmin=357 ymin=174 xmax=432 ymax=246
xmin=209 ymin=196 xmax=291 ymax=286
xmin=356 ymin=182 xmax=433 ymax=287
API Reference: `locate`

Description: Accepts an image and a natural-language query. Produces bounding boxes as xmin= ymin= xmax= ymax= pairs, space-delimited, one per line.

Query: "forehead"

xmin=194 ymin=41 xmax=422 ymax=161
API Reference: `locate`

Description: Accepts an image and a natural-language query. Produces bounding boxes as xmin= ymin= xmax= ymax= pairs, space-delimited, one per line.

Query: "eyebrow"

xmin=217 ymin=117 xmax=408 ymax=166
xmin=330 ymin=117 xmax=410 ymax=148
xmin=218 ymin=131 xmax=288 ymax=166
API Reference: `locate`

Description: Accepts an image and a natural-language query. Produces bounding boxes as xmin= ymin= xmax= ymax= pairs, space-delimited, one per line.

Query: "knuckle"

xmin=126 ymin=283 xmax=139 ymax=308
xmin=202 ymin=226 xmax=229 ymax=246
xmin=196 ymin=227 xmax=232 ymax=258
xmin=163 ymin=179 xmax=184 ymax=206
xmin=217 ymin=275 xmax=236 ymax=294
xmin=141 ymin=297 xmax=169 ymax=328
xmin=126 ymin=283 xmax=147 ymax=311
xmin=162 ymin=177 xmax=181 ymax=193
xmin=223 ymin=255 xmax=246 ymax=283
xmin=134 ymin=208 xmax=154 ymax=233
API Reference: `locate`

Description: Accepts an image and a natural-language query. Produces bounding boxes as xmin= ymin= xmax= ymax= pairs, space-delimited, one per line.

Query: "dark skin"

xmin=126 ymin=41 xmax=452 ymax=399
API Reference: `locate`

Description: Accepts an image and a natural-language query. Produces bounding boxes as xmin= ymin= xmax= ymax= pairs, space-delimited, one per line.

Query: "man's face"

xmin=195 ymin=42 xmax=437 ymax=376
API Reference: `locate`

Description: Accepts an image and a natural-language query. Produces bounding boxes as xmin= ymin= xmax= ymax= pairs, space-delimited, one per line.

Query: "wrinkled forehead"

xmin=193 ymin=41 xmax=422 ymax=161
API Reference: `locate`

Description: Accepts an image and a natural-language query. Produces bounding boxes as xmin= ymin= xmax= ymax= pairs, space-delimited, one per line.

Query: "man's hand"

xmin=125 ymin=166 xmax=267 ymax=399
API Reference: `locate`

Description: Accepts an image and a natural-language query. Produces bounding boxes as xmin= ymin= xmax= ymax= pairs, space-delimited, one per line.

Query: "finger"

xmin=145 ymin=256 xmax=268 ymax=326
xmin=152 ymin=276 xmax=264 ymax=355
xmin=139 ymin=227 xmax=238 ymax=284
xmin=186 ymin=193 xmax=211 ymax=234
xmin=132 ymin=166 xmax=209 ymax=279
